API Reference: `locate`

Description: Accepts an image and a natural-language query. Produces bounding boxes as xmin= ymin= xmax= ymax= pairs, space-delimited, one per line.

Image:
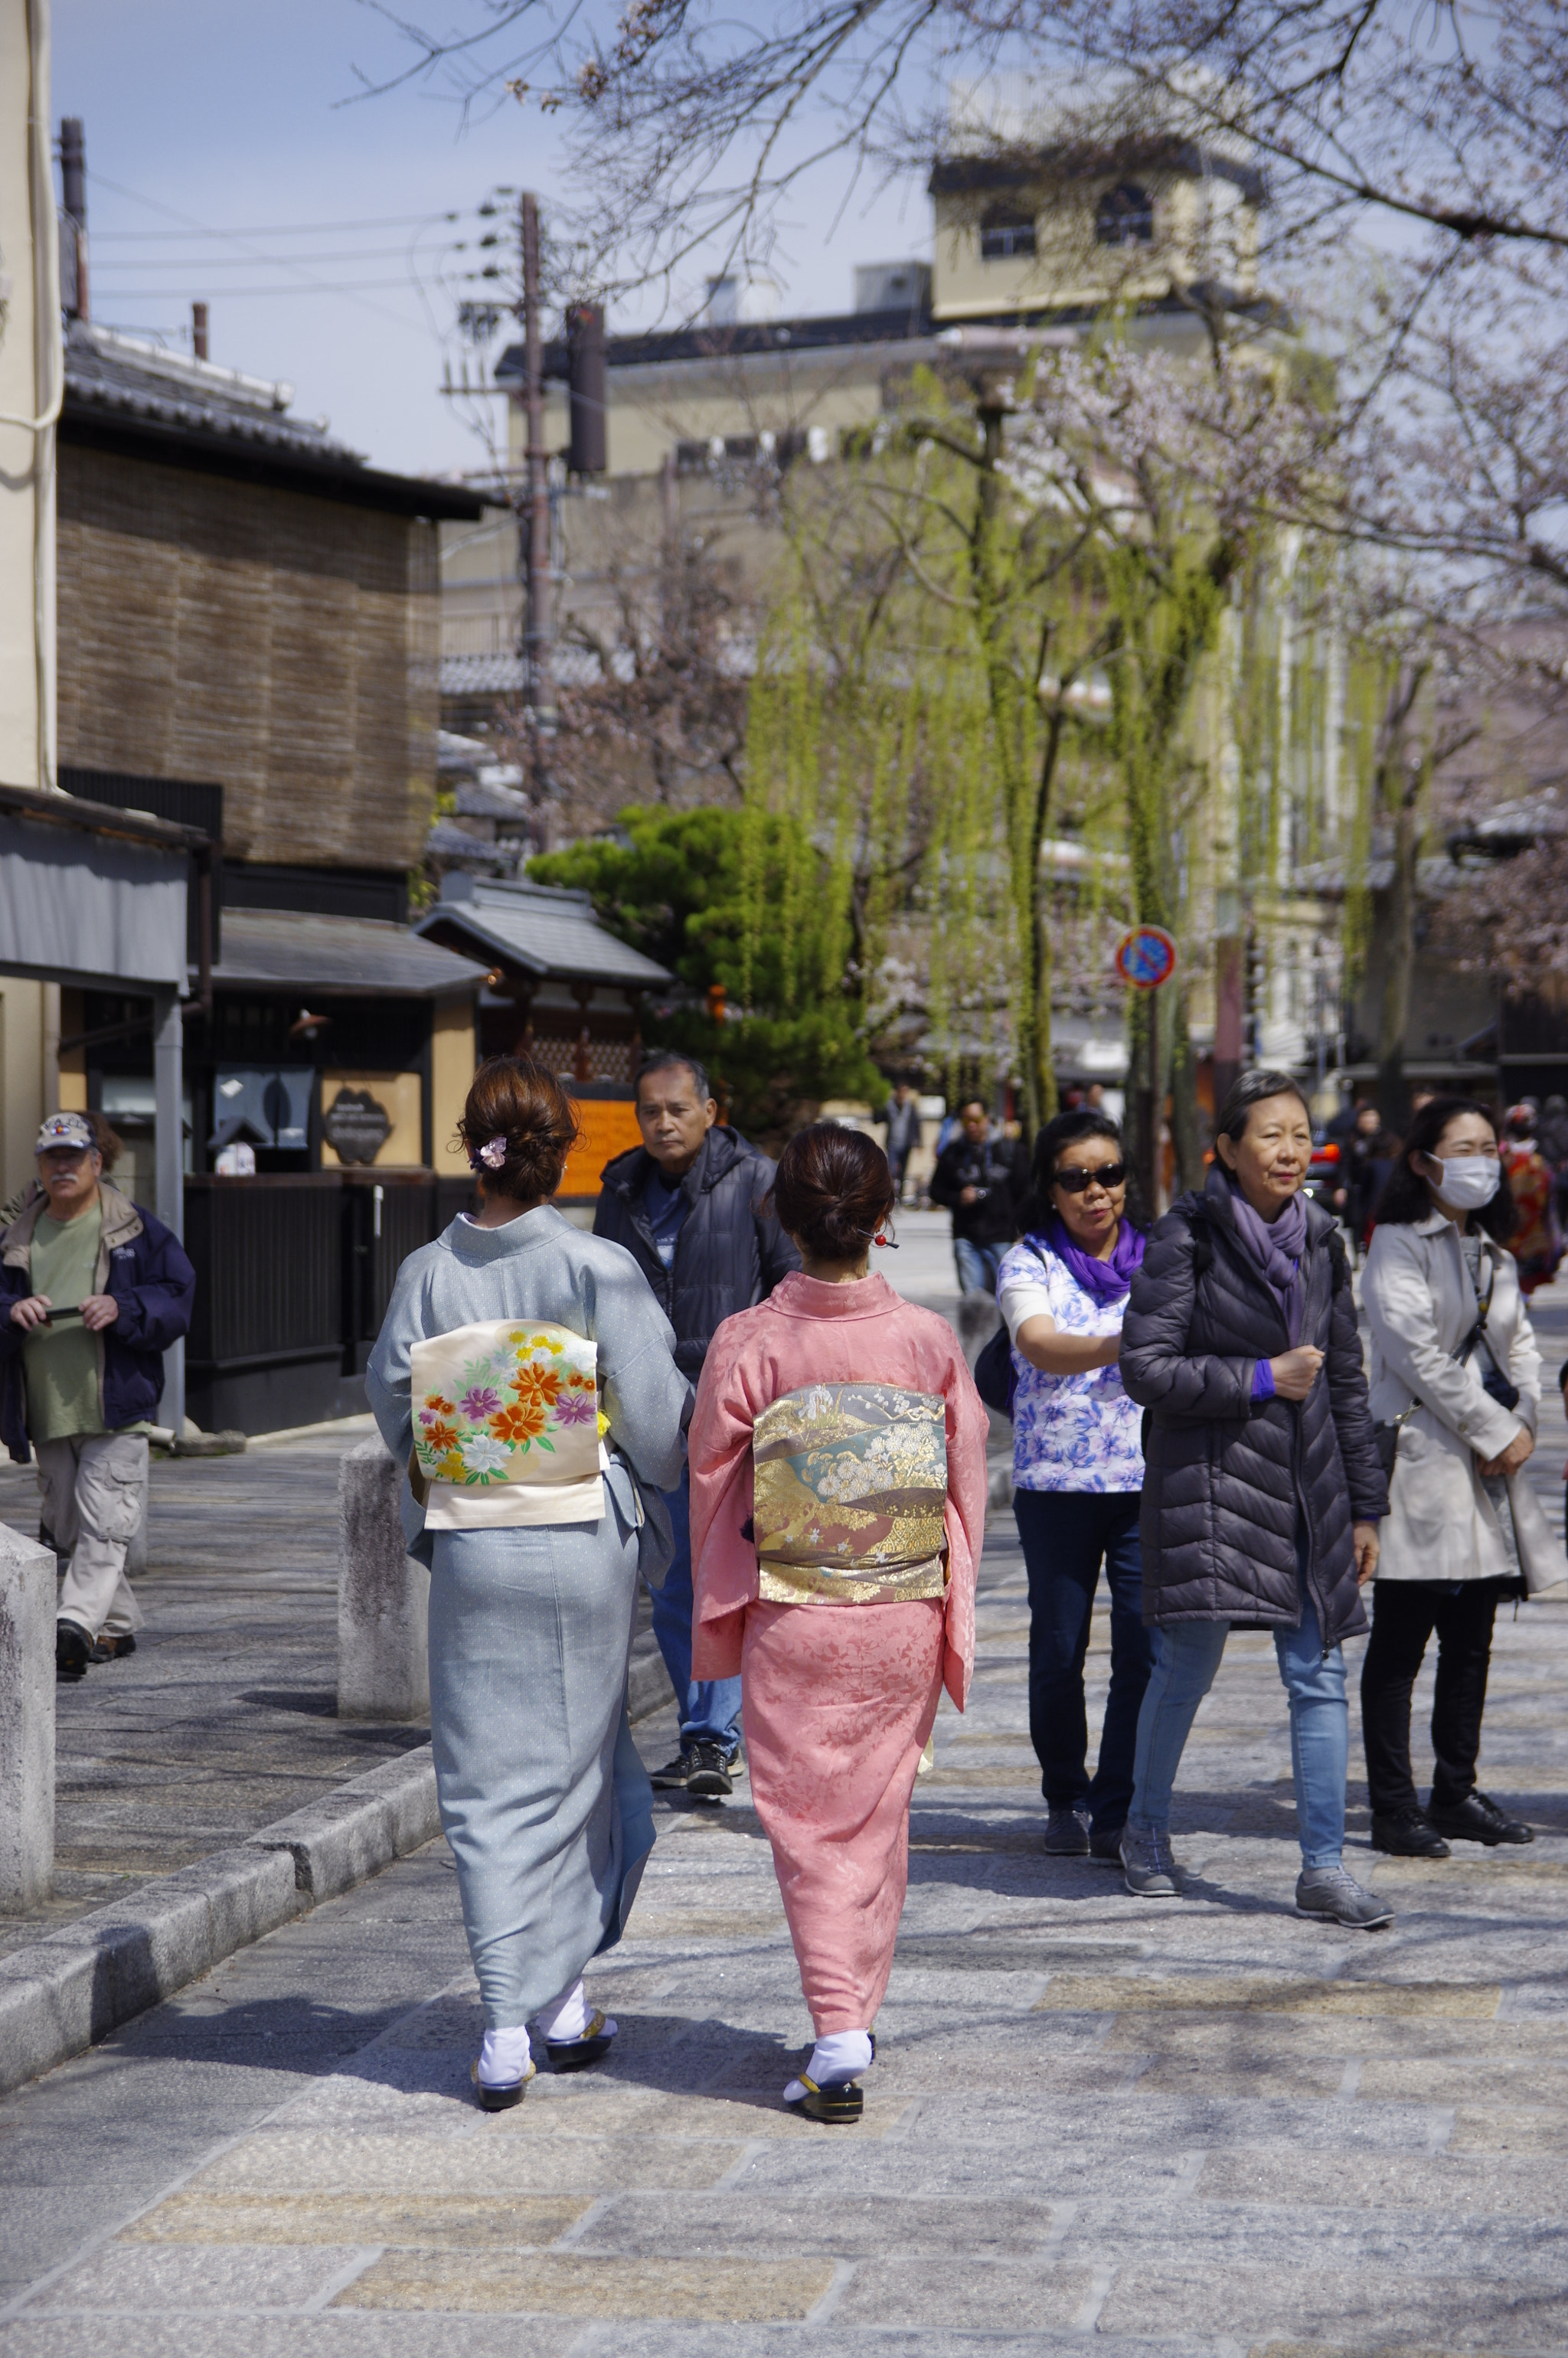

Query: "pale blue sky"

xmin=53 ymin=1 xmax=929 ymax=478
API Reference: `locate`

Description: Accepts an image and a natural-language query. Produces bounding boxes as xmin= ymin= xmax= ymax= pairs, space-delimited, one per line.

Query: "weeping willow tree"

xmin=1331 ymin=595 xmax=1485 ymax=1130
xmin=739 ymin=330 xmax=1333 ymax=1149
xmin=742 ymin=364 xmax=1122 ymax=1138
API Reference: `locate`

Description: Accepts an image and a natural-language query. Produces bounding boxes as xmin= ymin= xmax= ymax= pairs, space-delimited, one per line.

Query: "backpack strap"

xmin=1174 ymin=1202 xmax=1214 ymax=1279
xmin=1325 ymin=1224 xmax=1351 ymax=1297
xmin=1139 ymin=1205 xmax=1212 ymax=1460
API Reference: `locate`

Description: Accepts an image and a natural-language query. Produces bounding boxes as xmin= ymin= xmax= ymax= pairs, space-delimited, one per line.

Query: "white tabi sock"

xmin=477 ymin=2026 xmax=536 ymax=2089
xmin=533 ymin=1976 xmax=617 ymax=2046
xmin=783 ymin=2029 xmax=874 ymax=2103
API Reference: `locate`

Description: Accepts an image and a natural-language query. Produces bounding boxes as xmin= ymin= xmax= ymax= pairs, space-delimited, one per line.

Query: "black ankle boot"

xmin=1370 ymin=1807 xmax=1450 ymax=1858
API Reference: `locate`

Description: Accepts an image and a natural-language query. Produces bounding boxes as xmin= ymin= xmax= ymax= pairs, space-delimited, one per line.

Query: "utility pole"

xmin=60 ymin=118 xmax=87 ymax=320
xmin=518 ymin=193 xmax=554 ymax=821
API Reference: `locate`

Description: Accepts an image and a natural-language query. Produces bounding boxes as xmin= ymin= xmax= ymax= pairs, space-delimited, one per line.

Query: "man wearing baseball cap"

xmin=0 ymin=1113 xmax=195 ymax=1681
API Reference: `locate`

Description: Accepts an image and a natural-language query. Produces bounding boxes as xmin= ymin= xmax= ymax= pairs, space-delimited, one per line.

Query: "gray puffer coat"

xmin=1119 ymin=1165 xmax=1387 ymax=1647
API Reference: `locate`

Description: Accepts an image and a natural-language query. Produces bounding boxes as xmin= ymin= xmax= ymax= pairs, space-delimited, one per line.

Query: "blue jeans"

xmin=1014 ymin=1488 xmax=1155 ymax=1837
xmin=1127 ymin=1533 xmax=1348 ymax=1870
xmin=954 ymin=1237 xmax=1005 ymax=1295
xmin=648 ymin=1468 xmax=743 ymax=1755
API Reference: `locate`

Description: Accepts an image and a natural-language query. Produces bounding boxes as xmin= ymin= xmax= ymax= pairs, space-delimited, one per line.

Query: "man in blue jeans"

xmin=594 ymin=1052 xmax=799 ymax=1798
xmin=929 ymin=1099 xmax=1027 ymax=1297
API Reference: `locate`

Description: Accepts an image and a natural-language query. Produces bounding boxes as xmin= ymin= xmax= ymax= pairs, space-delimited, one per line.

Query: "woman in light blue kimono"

xmin=368 ymin=1056 xmax=688 ymax=2108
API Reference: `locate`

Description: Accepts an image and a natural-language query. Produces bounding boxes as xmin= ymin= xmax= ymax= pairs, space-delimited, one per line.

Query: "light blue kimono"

xmin=368 ymin=1205 xmax=689 ymax=2027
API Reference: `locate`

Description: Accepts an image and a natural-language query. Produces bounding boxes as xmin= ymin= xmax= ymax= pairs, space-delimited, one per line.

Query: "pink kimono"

xmin=689 ymin=1270 xmax=988 ymax=2034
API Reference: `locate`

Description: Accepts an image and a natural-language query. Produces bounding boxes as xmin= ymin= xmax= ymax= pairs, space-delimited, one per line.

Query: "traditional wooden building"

xmin=417 ymin=874 xmax=672 ymax=1198
xmin=41 ymin=321 xmax=503 ymax=1430
xmin=53 ymin=318 xmax=489 ymax=1192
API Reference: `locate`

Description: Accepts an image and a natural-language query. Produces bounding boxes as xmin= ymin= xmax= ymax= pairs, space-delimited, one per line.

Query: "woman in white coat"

xmin=1361 ymin=1096 xmax=1559 ymax=1858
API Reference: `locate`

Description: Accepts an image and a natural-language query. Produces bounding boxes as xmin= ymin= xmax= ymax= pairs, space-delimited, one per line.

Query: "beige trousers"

xmin=38 ymin=1432 xmax=149 ymax=1640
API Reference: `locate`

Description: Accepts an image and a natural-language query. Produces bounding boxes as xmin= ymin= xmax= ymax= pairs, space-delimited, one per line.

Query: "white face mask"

xmin=1431 ymin=1155 xmax=1501 ymax=1210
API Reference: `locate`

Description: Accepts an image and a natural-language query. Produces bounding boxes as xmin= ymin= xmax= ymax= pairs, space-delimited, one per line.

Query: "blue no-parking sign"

xmin=1113 ymin=926 xmax=1178 ymax=991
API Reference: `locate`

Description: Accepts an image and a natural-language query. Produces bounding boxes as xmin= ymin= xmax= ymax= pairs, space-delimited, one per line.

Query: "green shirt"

xmin=23 ymin=1204 xmax=105 ymax=1442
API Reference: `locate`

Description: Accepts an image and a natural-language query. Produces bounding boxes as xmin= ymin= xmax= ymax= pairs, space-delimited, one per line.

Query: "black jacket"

xmin=928 ymin=1133 xmax=1029 ymax=1249
xmin=1119 ymin=1164 xmax=1387 ymax=1645
xmin=593 ymin=1125 xmax=800 ymax=1379
xmin=0 ymin=1181 xmax=196 ymax=1462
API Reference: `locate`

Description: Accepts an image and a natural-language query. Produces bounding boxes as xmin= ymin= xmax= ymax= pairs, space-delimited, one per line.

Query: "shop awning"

xmin=201 ymin=908 xmax=491 ymax=998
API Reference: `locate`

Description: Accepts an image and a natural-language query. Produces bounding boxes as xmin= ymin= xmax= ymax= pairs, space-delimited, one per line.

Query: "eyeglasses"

xmin=1054 ymin=1161 xmax=1126 ymax=1194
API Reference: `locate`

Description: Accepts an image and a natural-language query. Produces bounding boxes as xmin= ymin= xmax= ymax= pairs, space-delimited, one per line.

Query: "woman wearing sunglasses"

xmin=995 ymin=1111 xmax=1155 ymax=1862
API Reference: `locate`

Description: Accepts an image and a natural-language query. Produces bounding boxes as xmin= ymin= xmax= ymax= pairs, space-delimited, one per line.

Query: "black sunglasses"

xmin=1054 ymin=1161 xmax=1126 ymax=1194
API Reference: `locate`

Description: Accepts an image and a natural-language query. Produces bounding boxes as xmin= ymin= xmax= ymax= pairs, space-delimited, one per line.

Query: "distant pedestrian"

xmin=1348 ymin=1103 xmax=1399 ymax=1252
xmin=368 ymin=1057 xmax=688 ymax=2109
xmin=1500 ymin=1104 xmax=1564 ymax=1295
xmin=877 ymin=1080 xmax=923 ymax=1206
xmin=1361 ymin=1096 xmax=1558 ymax=1857
xmin=0 ymin=1112 xmax=194 ymax=1684
xmin=929 ymin=1099 xmax=1028 ymax=1295
xmin=1539 ymin=1094 xmax=1568 ymax=1221
xmin=997 ymin=1112 xmax=1155 ymax=1863
xmin=689 ymin=1124 xmax=988 ymax=2120
xmin=594 ymin=1050 xmax=799 ymax=1799
xmin=1119 ymin=1070 xmax=1393 ymax=1927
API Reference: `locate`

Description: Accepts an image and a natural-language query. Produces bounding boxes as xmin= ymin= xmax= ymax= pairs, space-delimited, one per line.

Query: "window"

xmin=980 ymin=212 xmax=1037 ymax=261
xmin=1095 ymin=183 xmax=1155 ymax=246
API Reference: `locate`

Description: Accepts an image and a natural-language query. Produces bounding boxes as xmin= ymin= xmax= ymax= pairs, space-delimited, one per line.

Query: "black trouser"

xmin=1361 ymin=1578 xmax=1509 ymax=1816
xmin=1014 ymin=1488 xmax=1154 ymax=1835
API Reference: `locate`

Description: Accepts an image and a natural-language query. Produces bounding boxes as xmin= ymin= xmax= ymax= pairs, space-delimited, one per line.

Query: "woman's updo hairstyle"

xmin=771 ymin=1122 xmax=896 ymax=1262
xmin=456 ymin=1056 xmax=580 ymax=1203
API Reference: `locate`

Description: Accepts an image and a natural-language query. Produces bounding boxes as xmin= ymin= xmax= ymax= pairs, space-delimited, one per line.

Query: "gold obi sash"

xmin=752 ymin=1381 xmax=949 ymax=1605
xmin=410 ymin=1318 xmax=606 ymax=1530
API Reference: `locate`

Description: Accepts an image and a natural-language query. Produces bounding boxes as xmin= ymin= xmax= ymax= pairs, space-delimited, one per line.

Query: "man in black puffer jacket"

xmin=1119 ymin=1070 xmax=1390 ymax=1927
xmin=595 ymin=1051 xmax=799 ymax=1797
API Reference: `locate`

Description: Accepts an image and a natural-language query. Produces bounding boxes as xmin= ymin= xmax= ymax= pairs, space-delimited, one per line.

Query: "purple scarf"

xmin=1035 ymin=1215 xmax=1146 ymax=1305
xmin=1224 ymin=1177 xmax=1307 ymax=1344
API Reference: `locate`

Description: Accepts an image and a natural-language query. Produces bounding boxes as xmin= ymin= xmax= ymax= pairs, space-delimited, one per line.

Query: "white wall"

xmin=0 ymin=4 xmax=60 ymax=1182
xmin=0 ymin=0 xmax=58 ymax=801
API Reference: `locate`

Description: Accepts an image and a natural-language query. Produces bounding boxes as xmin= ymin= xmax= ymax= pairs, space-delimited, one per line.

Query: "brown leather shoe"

xmin=89 ymin=1633 xmax=138 ymax=1664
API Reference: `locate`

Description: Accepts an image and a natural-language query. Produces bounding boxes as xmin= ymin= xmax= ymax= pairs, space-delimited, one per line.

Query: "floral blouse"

xmin=996 ymin=1236 xmax=1144 ymax=1494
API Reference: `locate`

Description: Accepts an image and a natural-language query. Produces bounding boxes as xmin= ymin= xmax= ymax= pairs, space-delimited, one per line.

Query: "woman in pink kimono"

xmin=689 ymin=1122 xmax=988 ymax=2122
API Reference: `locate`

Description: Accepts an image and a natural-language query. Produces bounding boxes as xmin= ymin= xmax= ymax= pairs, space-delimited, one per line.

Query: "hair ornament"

xmin=476 ymin=1135 xmax=509 ymax=1170
xmin=873 ymin=1231 xmax=898 ymax=1249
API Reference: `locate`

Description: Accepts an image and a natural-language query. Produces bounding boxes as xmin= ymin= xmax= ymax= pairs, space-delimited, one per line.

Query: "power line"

xmin=92 ymin=212 xmax=462 ymax=240
xmin=93 ymin=279 xmax=446 ymax=299
xmin=83 ymin=171 xmax=440 ymax=331
xmin=95 ymin=247 xmax=463 ymax=271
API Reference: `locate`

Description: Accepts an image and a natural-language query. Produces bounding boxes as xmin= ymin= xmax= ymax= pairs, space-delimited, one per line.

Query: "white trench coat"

xmin=1363 ymin=1212 xmax=1563 ymax=1593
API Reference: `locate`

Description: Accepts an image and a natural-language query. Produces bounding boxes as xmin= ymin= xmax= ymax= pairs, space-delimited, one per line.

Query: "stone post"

xmin=337 ymin=1435 xmax=430 ymax=1721
xmin=0 ymin=1524 xmax=56 ymax=1912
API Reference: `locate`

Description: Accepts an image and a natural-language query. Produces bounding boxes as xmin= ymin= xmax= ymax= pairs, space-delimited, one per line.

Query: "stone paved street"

xmin=0 ymin=1422 xmax=428 ymax=1955
xmin=5 ymin=1366 xmax=1568 ymax=2353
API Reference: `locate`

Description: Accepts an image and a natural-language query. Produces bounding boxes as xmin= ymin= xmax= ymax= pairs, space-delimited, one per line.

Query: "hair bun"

xmin=771 ymin=1122 xmax=895 ymax=1262
xmin=456 ymin=1058 xmax=580 ymax=1204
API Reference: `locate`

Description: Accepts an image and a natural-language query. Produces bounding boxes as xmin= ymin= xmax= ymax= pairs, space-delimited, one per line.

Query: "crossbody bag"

xmin=1374 ymin=1248 xmax=1520 ymax=1476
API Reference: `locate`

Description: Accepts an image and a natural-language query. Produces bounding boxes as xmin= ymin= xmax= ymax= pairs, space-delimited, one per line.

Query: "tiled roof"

xmin=64 ymin=322 xmax=483 ymax=520
xmin=417 ymin=878 xmax=672 ymax=987
xmin=64 ymin=319 xmax=351 ymax=461
xmin=203 ymin=908 xmax=490 ymax=997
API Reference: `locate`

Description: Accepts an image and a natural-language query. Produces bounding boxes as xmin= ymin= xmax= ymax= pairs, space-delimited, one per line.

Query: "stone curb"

xmin=0 ymin=1654 xmax=679 ymax=2100
xmin=0 ymin=1746 xmax=439 ymax=2098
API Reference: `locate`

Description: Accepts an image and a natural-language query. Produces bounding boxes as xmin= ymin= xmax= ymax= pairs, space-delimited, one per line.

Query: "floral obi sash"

xmin=410 ymin=1318 xmax=606 ymax=1530
xmin=752 ymin=1381 xmax=949 ymax=1605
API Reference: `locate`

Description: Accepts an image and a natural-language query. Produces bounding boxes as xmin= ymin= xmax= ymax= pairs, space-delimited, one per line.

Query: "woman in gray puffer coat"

xmin=1118 ymin=1071 xmax=1390 ymax=1928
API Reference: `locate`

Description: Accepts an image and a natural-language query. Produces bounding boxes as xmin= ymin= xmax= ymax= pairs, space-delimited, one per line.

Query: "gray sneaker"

xmin=1295 ymin=1866 xmax=1395 ymax=1929
xmin=1120 ymin=1824 xmax=1181 ymax=1896
xmin=1044 ymin=1803 xmax=1090 ymax=1856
